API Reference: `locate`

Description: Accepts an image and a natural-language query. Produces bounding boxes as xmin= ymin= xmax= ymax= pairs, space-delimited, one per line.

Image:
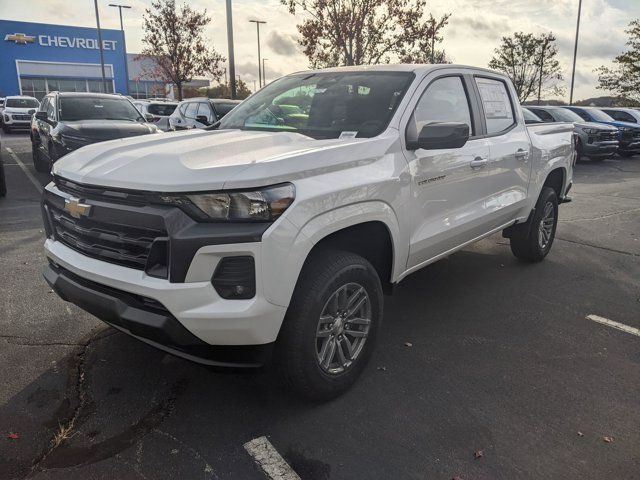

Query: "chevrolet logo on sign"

xmin=64 ymin=198 xmax=92 ymax=219
xmin=4 ymin=33 xmax=36 ymax=45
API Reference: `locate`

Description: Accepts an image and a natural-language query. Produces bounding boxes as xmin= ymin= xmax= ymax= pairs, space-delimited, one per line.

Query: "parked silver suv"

xmin=132 ymin=100 xmax=178 ymax=132
xmin=168 ymin=98 xmax=240 ymax=130
xmin=526 ymin=106 xmax=619 ymax=161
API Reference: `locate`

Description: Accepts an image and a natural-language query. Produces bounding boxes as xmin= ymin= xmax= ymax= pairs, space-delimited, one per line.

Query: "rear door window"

xmin=184 ymin=103 xmax=198 ymax=119
xmin=475 ymin=77 xmax=515 ymax=134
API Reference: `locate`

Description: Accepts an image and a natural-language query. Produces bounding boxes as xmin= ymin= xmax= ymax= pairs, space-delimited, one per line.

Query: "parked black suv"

xmin=30 ymin=92 xmax=161 ymax=172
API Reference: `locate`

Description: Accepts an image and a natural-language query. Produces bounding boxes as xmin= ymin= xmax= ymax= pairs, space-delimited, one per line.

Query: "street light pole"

xmin=569 ymin=0 xmax=582 ymax=105
xmin=249 ymin=20 xmax=266 ymax=87
xmin=94 ymin=0 xmax=108 ymax=92
xmin=262 ymin=58 xmax=268 ymax=86
xmin=108 ymin=3 xmax=131 ymax=96
xmin=226 ymin=0 xmax=237 ymax=99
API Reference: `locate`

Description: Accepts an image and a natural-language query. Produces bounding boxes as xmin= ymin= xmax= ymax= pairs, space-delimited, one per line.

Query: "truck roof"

xmin=291 ymin=63 xmax=504 ymax=77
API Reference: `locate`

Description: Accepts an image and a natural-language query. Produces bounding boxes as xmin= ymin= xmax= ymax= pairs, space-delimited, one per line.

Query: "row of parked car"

xmin=522 ymin=105 xmax=640 ymax=161
xmin=0 ymin=93 xmax=240 ymax=174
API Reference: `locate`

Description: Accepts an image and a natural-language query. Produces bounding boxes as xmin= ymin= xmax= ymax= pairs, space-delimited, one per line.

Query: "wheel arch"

xmin=261 ymin=201 xmax=405 ymax=308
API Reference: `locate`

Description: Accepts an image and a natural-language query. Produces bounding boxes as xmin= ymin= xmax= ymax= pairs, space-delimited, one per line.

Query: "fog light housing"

xmin=212 ymin=256 xmax=255 ymax=299
xmin=145 ymin=238 xmax=169 ymax=279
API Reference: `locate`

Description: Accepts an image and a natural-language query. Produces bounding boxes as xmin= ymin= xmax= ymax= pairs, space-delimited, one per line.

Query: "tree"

xmin=398 ymin=13 xmax=452 ymax=64
xmin=488 ymin=32 xmax=564 ymax=103
xmin=281 ymin=0 xmax=452 ymax=67
xmin=203 ymin=80 xmax=252 ymax=100
xmin=139 ymin=0 xmax=224 ymax=100
xmin=596 ymin=19 xmax=640 ymax=102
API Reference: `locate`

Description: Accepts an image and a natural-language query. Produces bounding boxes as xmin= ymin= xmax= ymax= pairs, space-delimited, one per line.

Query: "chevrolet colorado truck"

xmin=41 ymin=65 xmax=574 ymax=399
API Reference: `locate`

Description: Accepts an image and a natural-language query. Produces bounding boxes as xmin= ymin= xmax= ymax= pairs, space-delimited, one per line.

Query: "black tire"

xmin=589 ymin=155 xmax=607 ymax=162
xmin=619 ymin=151 xmax=635 ymax=158
xmin=274 ymin=249 xmax=383 ymax=400
xmin=32 ymin=141 xmax=49 ymax=173
xmin=509 ymin=187 xmax=559 ymax=262
xmin=2 ymin=124 xmax=11 ymax=134
xmin=575 ymin=139 xmax=583 ymax=163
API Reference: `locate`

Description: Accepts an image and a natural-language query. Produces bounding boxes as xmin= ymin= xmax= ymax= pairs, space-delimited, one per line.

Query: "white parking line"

xmin=243 ymin=436 xmax=301 ymax=480
xmin=5 ymin=147 xmax=43 ymax=194
xmin=586 ymin=314 xmax=640 ymax=337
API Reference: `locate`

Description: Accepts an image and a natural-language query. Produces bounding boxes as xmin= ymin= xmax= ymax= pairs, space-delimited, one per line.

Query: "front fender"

xmin=261 ymin=201 xmax=404 ymax=308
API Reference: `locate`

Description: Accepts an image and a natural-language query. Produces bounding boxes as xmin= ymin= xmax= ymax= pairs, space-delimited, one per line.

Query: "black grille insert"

xmin=49 ymin=204 xmax=167 ymax=270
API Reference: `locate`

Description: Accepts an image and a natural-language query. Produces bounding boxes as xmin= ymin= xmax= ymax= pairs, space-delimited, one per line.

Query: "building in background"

xmin=0 ymin=20 xmax=209 ymax=100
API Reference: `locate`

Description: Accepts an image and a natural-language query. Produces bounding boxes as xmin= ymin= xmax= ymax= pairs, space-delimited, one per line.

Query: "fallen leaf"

xmin=603 ymin=436 xmax=614 ymax=443
xmin=577 ymin=431 xmax=584 ymax=437
xmin=404 ymin=342 xmax=413 ymax=347
xmin=474 ymin=449 xmax=483 ymax=459
xmin=7 ymin=433 xmax=18 ymax=440
xmin=451 ymin=476 xmax=463 ymax=480
xmin=377 ymin=366 xmax=387 ymax=371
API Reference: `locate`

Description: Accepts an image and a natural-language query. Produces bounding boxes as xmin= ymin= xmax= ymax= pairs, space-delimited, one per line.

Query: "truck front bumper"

xmin=583 ymin=140 xmax=618 ymax=158
xmin=44 ymin=238 xmax=287 ymax=366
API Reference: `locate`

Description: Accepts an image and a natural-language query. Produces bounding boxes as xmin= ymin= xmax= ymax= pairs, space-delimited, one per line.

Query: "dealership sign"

xmin=4 ymin=32 xmax=117 ymax=50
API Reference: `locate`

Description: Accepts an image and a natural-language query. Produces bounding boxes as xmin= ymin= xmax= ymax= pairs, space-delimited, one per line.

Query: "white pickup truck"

xmin=42 ymin=65 xmax=574 ymax=399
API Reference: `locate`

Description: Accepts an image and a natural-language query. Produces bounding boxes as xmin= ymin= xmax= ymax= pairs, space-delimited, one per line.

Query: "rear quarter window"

xmin=148 ymin=103 xmax=177 ymax=116
xmin=475 ymin=77 xmax=515 ymax=134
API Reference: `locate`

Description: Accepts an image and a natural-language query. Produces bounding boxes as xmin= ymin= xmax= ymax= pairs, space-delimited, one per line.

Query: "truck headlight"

xmin=160 ymin=183 xmax=295 ymax=222
xmin=582 ymin=128 xmax=599 ymax=134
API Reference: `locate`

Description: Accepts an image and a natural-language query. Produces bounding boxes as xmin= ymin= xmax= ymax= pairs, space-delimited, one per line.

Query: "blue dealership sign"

xmin=0 ymin=20 xmax=127 ymax=98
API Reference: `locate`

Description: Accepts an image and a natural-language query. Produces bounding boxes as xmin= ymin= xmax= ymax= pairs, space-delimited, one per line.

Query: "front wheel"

xmin=509 ymin=187 xmax=559 ymax=262
xmin=619 ymin=151 xmax=636 ymax=158
xmin=2 ymin=124 xmax=11 ymax=134
xmin=275 ymin=250 xmax=383 ymax=400
xmin=32 ymin=142 xmax=49 ymax=173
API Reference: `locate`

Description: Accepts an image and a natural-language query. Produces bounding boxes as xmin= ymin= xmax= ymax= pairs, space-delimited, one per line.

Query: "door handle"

xmin=470 ymin=157 xmax=488 ymax=169
xmin=515 ymin=148 xmax=529 ymax=160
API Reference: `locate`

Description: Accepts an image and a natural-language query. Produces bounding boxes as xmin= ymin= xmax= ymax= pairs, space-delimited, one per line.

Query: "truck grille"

xmin=12 ymin=114 xmax=31 ymax=121
xmin=598 ymin=131 xmax=618 ymax=141
xmin=48 ymin=203 xmax=166 ymax=270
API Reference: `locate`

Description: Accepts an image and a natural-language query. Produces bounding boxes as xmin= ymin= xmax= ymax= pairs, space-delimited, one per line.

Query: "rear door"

xmin=474 ymin=76 xmax=532 ymax=225
xmin=403 ymin=73 xmax=493 ymax=269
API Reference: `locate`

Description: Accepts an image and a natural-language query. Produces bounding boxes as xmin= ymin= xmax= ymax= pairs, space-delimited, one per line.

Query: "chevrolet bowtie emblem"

xmin=64 ymin=198 xmax=92 ymax=219
xmin=4 ymin=33 xmax=36 ymax=45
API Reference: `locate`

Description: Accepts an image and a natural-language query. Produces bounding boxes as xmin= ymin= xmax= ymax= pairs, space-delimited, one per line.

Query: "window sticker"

xmin=477 ymin=81 xmax=513 ymax=120
xmin=339 ymin=131 xmax=358 ymax=139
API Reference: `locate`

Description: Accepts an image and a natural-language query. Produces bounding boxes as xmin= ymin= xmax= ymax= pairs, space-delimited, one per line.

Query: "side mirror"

xmin=195 ymin=115 xmax=210 ymax=125
xmin=409 ymin=122 xmax=470 ymax=150
xmin=35 ymin=111 xmax=48 ymax=122
xmin=144 ymin=113 xmax=155 ymax=122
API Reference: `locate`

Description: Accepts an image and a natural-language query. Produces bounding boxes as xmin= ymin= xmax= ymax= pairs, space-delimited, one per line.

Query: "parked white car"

xmin=42 ymin=65 xmax=574 ymax=399
xmin=2 ymin=95 xmax=40 ymax=133
xmin=132 ymin=99 xmax=178 ymax=132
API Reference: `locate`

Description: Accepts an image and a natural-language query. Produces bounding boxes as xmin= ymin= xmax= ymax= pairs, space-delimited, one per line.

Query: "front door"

xmin=403 ymin=74 xmax=493 ymax=269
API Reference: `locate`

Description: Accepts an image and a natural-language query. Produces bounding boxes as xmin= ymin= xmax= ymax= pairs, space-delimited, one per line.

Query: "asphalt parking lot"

xmin=0 ymin=129 xmax=639 ymax=480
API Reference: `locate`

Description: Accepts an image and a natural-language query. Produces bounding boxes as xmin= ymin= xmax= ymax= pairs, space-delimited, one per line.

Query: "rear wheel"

xmin=275 ymin=250 xmax=383 ymax=400
xmin=509 ymin=187 xmax=559 ymax=262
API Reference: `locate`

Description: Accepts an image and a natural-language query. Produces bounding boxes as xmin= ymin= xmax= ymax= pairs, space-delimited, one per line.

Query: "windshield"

xmin=522 ymin=108 xmax=543 ymax=123
xmin=6 ymin=98 xmax=39 ymax=108
xmin=217 ymin=71 xmax=415 ymax=139
xmin=550 ymin=108 xmax=583 ymax=123
xmin=587 ymin=108 xmax=615 ymax=122
xmin=60 ymin=96 xmax=144 ymax=122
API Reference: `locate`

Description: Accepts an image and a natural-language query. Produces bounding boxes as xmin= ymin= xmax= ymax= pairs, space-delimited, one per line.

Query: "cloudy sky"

xmin=2 ymin=0 xmax=638 ymax=100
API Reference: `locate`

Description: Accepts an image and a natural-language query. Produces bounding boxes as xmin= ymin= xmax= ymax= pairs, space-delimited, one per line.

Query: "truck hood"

xmin=593 ymin=119 xmax=640 ymax=130
xmin=574 ymin=121 xmax=618 ymax=131
xmin=52 ymin=128 xmax=393 ymax=192
xmin=61 ymin=120 xmax=159 ymax=141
